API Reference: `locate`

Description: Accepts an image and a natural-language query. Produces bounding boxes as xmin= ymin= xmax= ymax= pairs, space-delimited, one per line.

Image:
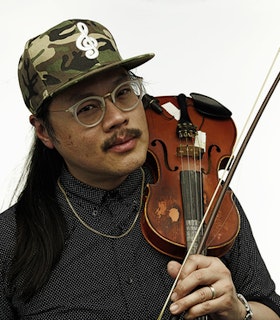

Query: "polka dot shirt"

xmin=0 ymin=167 xmax=279 ymax=319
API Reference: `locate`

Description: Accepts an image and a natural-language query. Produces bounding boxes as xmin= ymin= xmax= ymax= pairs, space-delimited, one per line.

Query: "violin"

xmin=140 ymin=68 xmax=279 ymax=319
xmin=141 ymin=93 xmax=240 ymax=260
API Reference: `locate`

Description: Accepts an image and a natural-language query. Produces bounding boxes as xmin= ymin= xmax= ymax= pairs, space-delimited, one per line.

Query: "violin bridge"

xmin=177 ymin=130 xmax=206 ymax=159
xmin=177 ymin=145 xmax=204 ymax=158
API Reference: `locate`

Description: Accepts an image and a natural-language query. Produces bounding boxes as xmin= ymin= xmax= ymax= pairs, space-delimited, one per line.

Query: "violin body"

xmin=141 ymin=94 xmax=240 ymax=260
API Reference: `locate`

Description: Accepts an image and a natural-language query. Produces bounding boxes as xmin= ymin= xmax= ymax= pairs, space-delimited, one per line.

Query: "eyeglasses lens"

xmin=75 ymin=80 xmax=142 ymax=127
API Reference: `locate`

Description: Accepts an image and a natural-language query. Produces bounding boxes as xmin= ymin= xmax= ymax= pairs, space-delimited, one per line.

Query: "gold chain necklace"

xmin=57 ymin=167 xmax=145 ymax=239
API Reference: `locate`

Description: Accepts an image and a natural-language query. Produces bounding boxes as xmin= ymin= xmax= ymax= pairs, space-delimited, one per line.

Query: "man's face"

xmin=45 ymin=68 xmax=149 ymax=189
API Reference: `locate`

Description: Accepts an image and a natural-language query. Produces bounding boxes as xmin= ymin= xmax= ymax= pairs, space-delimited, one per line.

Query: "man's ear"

xmin=29 ymin=115 xmax=55 ymax=149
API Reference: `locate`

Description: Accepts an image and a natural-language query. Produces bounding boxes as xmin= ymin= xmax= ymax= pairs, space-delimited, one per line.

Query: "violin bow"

xmin=157 ymin=48 xmax=280 ymax=320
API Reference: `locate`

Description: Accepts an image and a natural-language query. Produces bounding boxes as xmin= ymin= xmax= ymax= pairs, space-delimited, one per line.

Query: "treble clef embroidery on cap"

xmin=76 ymin=22 xmax=99 ymax=59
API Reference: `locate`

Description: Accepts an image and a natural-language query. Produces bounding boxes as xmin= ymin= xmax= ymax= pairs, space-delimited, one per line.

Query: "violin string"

xmin=187 ymin=144 xmax=195 ymax=220
xmin=194 ymin=137 xmax=203 ymax=223
xmin=159 ymin=135 xmax=205 ymax=319
xmin=197 ymin=134 xmax=204 ymax=224
xmin=192 ymin=137 xmax=198 ymax=222
xmin=157 ymin=138 xmax=241 ymax=319
xmin=158 ymin=49 xmax=280 ymax=319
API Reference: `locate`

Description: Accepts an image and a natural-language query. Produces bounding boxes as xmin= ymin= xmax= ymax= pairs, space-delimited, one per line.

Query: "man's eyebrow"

xmin=66 ymin=73 xmax=130 ymax=104
xmin=110 ymin=73 xmax=131 ymax=88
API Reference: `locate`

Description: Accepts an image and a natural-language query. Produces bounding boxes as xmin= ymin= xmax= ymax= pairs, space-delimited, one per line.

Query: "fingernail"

xmin=170 ymin=303 xmax=179 ymax=312
xmin=171 ymin=292 xmax=178 ymax=301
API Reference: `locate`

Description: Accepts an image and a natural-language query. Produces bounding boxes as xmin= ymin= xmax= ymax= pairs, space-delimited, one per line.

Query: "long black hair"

xmin=8 ymin=103 xmax=68 ymax=302
xmin=8 ymin=71 xmax=143 ymax=302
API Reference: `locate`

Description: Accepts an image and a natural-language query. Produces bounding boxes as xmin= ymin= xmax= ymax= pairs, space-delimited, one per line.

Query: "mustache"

xmin=102 ymin=128 xmax=142 ymax=151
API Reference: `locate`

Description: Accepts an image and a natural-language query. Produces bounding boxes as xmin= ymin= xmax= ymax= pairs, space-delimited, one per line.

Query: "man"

xmin=0 ymin=19 xmax=279 ymax=319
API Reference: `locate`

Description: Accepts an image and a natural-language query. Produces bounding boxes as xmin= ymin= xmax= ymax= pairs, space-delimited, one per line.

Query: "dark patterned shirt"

xmin=0 ymin=167 xmax=279 ymax=319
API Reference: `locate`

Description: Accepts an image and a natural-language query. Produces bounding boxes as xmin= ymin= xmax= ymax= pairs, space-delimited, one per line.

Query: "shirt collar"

xmin=58 ymin=166 xmax=145 ymax=206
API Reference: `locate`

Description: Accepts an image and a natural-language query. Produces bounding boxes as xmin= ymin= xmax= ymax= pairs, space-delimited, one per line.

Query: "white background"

xmin=1 ymin=0 xmax=279 ymax=292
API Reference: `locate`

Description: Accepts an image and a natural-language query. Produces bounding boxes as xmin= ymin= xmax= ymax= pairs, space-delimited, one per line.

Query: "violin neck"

xmin=181 ymin=171 xmax=209 ymax=320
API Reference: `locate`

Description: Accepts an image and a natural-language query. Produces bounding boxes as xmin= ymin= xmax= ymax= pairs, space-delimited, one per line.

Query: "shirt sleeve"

xmin=221 ymin=195 xmax=280 ymax=316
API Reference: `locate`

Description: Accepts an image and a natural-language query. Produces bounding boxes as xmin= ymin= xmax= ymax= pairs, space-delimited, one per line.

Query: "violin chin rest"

xmin=190 ymin=92 xmax=232 ymax=119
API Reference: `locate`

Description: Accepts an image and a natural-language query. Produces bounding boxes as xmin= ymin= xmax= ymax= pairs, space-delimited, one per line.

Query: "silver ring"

xmin=208 ymin=285 xmax=216 ymax=300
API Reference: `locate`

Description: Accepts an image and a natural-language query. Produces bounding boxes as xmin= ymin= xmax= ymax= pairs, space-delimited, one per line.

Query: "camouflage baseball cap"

xmin=18 ymin=19 xmax=154 ymax=114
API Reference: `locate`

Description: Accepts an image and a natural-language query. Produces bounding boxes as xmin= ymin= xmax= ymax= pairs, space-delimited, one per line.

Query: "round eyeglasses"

xmin=51 ymin=78 xmax=144 ymax=127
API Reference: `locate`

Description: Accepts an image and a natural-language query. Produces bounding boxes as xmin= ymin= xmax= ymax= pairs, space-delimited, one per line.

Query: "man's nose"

xmin=102 ymin=98 xmax=128 ymax=131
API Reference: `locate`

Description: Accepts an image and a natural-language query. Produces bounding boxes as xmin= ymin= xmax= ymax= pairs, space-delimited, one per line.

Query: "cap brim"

xmin=50 ymin=53 xmax=155 ymax=100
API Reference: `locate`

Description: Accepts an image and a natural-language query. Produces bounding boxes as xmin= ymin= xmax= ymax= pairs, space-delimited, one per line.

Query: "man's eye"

xmin=77 ymin=104 xmax=99 ymax=115
xmin=116 ymin=87 xmax=132 ymax=98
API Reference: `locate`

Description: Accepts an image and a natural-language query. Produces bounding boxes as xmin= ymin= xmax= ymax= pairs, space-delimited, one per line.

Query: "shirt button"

xmin=125 ymin=277 xmax=133 ymax=284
